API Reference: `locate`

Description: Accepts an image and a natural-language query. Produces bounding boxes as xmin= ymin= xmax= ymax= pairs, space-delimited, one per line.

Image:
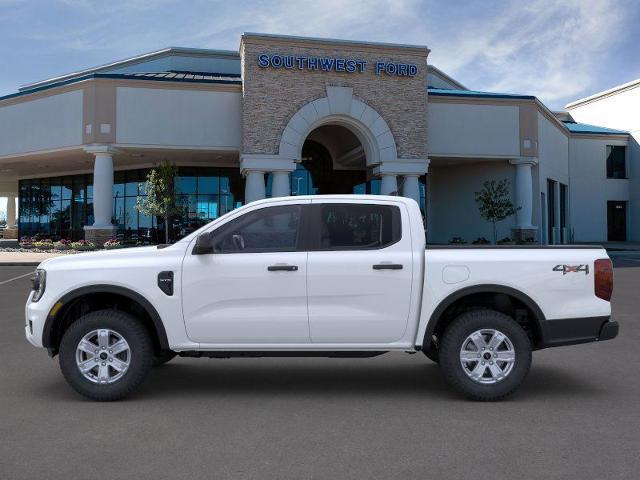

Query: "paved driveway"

xmin=1 ymin=259 xmax=638 ymax=479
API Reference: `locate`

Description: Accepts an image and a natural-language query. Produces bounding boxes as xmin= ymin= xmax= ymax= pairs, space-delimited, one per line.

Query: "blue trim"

xmin=427 ymin=87 xmax=535 ymax=100
xmin=0 ymin=72 xmax=242 ymax=102
xmin=562 ymin=121 xmax=628 ymax=135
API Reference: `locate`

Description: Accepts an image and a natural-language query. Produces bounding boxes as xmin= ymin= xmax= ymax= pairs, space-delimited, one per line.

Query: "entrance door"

xmin=607 ymin=201 xmax=627 ymax=241
xmin=306 ymin=200 xmax=414 ymax=343
xmin=181 ymin=201 xmax=311 ymax=344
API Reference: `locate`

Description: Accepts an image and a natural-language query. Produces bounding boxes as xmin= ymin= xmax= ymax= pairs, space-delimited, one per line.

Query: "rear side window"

xmin=212 ymin=205 xmax=302 ymax=253
xmin=314 ymin=203 xmax=401 ymax=250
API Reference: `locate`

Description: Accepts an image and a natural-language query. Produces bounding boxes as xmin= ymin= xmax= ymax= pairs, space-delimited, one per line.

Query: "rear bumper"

xmin=540 ymin=316 xmax=618 ymax=348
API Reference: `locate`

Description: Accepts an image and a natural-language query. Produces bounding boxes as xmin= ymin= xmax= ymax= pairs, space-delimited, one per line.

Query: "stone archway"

xmin=240 ymin=85 xmax=429 ymax=202
xmin=278 ymin=86 xmax=398 ymax=167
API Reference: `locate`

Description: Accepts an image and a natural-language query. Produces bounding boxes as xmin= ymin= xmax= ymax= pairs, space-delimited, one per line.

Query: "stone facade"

xmin=240 ymin=34 xmax=429 ymax=161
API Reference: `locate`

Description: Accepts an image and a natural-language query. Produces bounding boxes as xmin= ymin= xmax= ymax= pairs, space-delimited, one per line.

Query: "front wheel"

xmin=59 ymin=309 xmax=153 ymax=401
xmin=439 ymin=309 xmax=532 ymax=401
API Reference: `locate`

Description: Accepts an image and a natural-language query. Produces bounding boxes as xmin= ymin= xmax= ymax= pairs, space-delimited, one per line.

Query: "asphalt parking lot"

xmin=1 ymin=258 xmax=639 ymax=479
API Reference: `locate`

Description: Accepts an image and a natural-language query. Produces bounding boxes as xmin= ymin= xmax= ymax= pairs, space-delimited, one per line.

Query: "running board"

xmin=178 ymin=351 xmax=389 ymax=359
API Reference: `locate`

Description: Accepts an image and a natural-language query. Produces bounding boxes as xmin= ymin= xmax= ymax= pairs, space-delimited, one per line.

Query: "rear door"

xmin=306 ymin=200 xmax=414 ymax=343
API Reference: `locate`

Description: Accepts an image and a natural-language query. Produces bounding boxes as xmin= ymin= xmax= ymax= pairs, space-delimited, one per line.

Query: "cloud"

xmin=426 ymin=0 xmax=630 ymax=108
xmin=0 ymin=0 xmax=637 ymax=109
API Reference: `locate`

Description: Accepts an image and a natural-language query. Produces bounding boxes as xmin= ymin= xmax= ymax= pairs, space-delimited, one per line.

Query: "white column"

xmin=401 ymin=174 xmax=421 ymax=206
xmin=6 ymin=195 xmax=17 ymax=228
xmin=271 ymin=171 xmax=291 ymax=197
xmin=380 ymin=174 xmax=398 ymax=195
xmin=245 ymin=170 xmax=266 ymax=203
xmin=91 ymin=152 xmax=114 ymax=227
xmin=511 ymin=159 xmax=536 ymax=228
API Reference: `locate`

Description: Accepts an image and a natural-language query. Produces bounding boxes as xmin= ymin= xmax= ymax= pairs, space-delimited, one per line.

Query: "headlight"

xmin=31 ymin=269 xmax=46 ymax=302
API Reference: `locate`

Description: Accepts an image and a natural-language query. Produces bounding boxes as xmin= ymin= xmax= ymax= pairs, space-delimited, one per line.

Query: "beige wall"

xmin=115 ymin=86 xmax=242 ymax=148
xmin=427 ymin=102 xmax=520 ymax=157
xmin=0 ymin=90 xmax=83 ymax=157
xmin=240 ymin=36 xmax=428 ymax=159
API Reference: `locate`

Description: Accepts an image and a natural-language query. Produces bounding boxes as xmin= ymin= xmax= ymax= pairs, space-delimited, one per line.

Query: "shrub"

xmin=54 ymin=239 xmax=72 ymax=250
xmin=33 ymin=239 xmax=54 ymax=250
xmin=472 ymin=237 xmax=491 ymax=245
xmin=449 ymin=236 xmax=466 ymax=245
xmin=70 ymin=240 xmax=96 ymax=251
xmin=19 ymin=236 xmax=34 ymax=249
xmin=497 ymin=236 xmax=515 ymax=245
xmin=103 ymin=239 xmax=123 ymax=250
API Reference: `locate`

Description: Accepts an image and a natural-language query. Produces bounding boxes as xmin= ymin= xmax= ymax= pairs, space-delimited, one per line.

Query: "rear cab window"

xmin=311 ymin=203 xmax=401 ymax=251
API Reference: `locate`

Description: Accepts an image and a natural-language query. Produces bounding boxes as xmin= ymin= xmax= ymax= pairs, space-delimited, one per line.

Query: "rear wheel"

xmin=59 ymin=309 xmax=153 ymax=401
xmin=439 ymin=309 xmax=531 ymax=401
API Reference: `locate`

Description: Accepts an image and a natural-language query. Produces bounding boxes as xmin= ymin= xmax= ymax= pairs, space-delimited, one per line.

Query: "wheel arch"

xmin=42 ymin=285 xmax=169 ymax=354
xmin=421 ymin=284 xmax=547 ymax=350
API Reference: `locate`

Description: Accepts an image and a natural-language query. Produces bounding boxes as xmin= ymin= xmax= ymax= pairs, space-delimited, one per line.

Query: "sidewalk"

xmin=0 ymin=252 xmax=63 ymax=266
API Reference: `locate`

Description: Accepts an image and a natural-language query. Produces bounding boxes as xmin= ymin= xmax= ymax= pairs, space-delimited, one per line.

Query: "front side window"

xmin=316 ymin=203 xmax=401 ymax=250
xmin=212 ymin=205 xmax=302 ymax=253
xmin=606 ymin=145 xmax=626 ymax=179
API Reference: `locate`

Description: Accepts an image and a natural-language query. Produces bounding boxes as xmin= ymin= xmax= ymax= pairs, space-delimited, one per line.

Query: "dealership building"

xmin=0 ymin=33 xmax=637 ymax=244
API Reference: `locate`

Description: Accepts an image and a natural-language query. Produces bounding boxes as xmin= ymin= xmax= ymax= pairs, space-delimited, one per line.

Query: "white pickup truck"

xmin=25 ymin=195 xmax=618 ymax=401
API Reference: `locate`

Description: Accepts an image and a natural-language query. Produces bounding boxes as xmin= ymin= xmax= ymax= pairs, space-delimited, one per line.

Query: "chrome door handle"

xmin=372 ymin=264 xmax=403 ymax=270
xmin=268 ymin=265 xmax=298 ymax=272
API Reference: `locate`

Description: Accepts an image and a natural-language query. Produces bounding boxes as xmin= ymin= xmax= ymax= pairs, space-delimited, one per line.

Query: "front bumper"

xmin=24 ymin=290 xmax=48 ymax=348
xmin=541 ymin=316 xmax=619 ymax=348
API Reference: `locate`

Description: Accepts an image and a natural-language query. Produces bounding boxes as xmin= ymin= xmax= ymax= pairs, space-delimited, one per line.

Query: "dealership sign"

xmin=257 ymin=54 xmax=418 ymax=77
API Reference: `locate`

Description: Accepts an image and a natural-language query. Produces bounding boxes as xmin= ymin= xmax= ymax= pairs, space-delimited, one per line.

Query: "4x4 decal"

xmin=553 ymin=264 xmax=589 ymax=275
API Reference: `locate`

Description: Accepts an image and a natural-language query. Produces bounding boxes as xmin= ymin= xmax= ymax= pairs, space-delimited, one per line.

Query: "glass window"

xmin=212 ymin=205 xmax=302 ymax=253
xmin=315 ymin=203 xmax=401 ymax=250
xmin=175 ymin=175 xmax=197 ymax=194
xmin=113 ymin=171 xmax=125 ymax=199
xmin=606 ymin=146 xmax=626 ymax=179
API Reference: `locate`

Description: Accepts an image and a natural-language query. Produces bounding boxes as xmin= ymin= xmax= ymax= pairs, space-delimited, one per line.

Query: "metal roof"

xmin=428 ymin=87 xmax=535 ymax=100
xmin=0 ymin=71 xmax=241 ymax=103
xmin=19 ymin=47 xmax=240 ymax=92
xmin=562 ymin=121 xmax=628 ymax=135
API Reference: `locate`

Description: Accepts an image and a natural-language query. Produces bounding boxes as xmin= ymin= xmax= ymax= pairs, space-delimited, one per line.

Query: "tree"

xmin=474 ymin=179 xmax=520 ymax=244
xmin=136 ymin=161 xmax=182 ymax=243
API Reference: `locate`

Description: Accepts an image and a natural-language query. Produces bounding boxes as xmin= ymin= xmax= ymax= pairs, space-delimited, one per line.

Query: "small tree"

xmin=136 ymin=161 xmax=182 ymax=243
xmin=474 ymin=179 xmax=520 ymax=244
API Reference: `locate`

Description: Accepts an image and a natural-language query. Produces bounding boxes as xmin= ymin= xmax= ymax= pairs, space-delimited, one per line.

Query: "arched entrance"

xmin=245 ymin=86 xmax=428 ymax=206
xmin=268 ymin=123 xmax=387 ymax=197
xmin=299 ymin=124 xmax=367 ymax=194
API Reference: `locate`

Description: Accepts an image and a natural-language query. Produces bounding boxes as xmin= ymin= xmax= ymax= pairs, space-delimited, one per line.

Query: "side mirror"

xmin=192 ymin=232 xmax=214 ymax=255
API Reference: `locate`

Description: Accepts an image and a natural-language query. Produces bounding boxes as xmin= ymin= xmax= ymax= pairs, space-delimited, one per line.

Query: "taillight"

xmin=594 ymin=258 xmax=613 ymax=301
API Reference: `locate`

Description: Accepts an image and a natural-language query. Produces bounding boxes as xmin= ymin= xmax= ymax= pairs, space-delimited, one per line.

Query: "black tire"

xmin=59 ymin=309 xmax=153 ymax=401
xmin=153 ymin=350 xmax=177 ymax=367
xmin=439 ymin=309 xmax=532 ymax=401
xmin=422 ymin=341 xmax=439 ymax=363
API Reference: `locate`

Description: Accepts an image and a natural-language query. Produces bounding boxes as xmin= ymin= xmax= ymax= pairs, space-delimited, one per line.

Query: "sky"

xmin=1 ymin=0 xmax=640 ymax=215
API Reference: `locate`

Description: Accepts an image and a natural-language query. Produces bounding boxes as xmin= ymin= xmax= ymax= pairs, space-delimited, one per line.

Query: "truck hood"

xmin=38 ymin=245 xmax=182 ymax=270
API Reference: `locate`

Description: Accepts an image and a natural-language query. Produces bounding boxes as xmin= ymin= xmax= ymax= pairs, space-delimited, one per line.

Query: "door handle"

xmin=268 ymin=265 xmax=298 ymax=272
xmin=373 ymin=264 xmax=403 ymax=270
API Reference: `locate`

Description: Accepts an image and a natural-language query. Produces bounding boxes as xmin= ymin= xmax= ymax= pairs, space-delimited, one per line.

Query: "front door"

xmin=181 ymin=202 xmax=310 ymax=344
xmin=306 ymin=201 xmax=414 ymax=343
xmin=608 ymin=201 xmax=627 ymax=241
